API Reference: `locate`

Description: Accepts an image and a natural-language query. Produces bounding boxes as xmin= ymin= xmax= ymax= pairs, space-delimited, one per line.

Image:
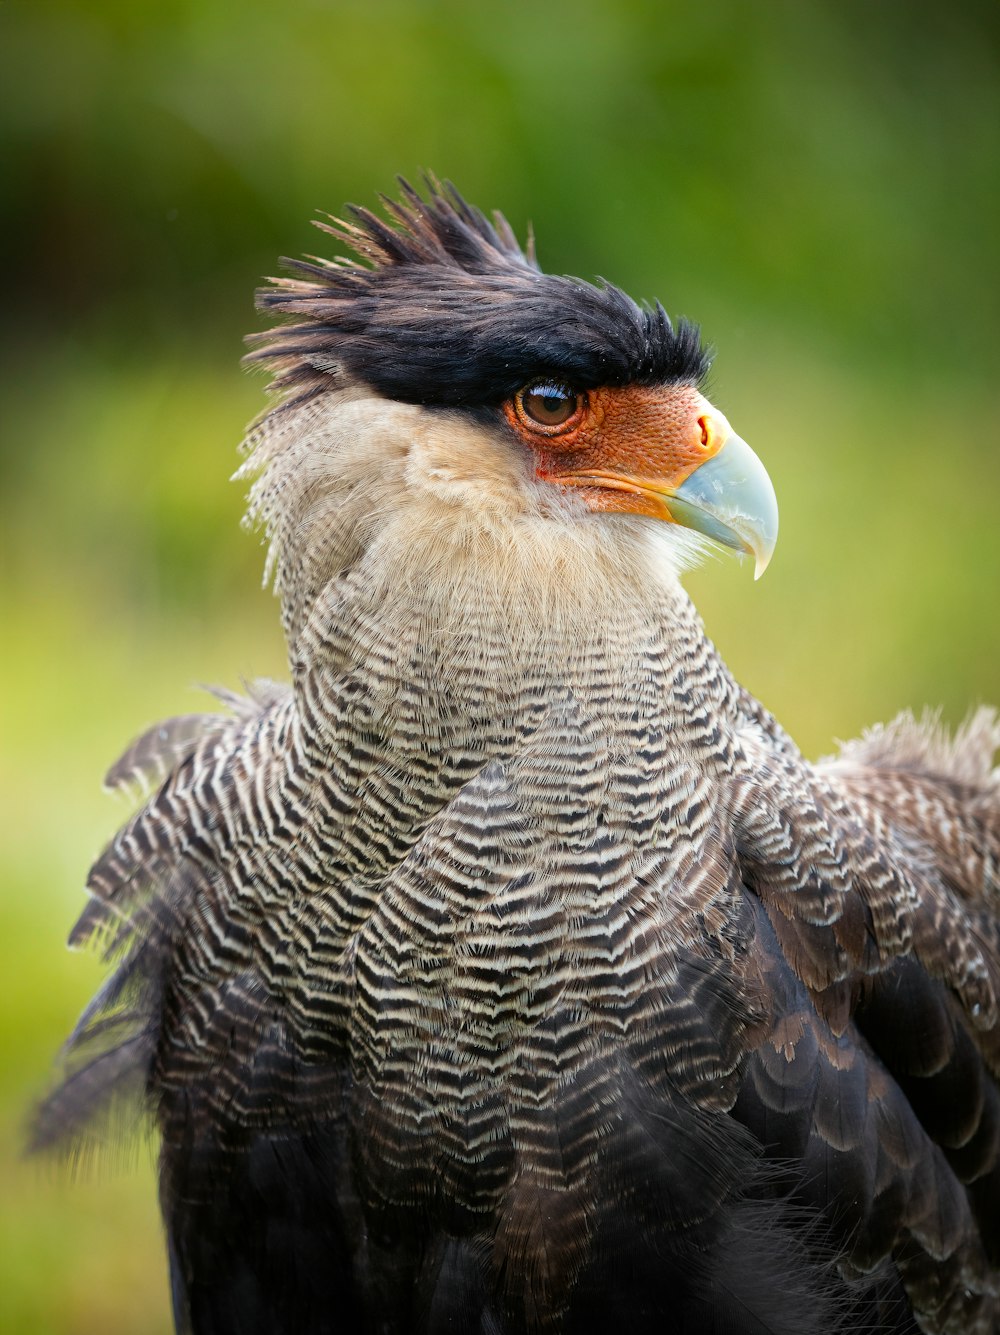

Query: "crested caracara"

xmin=37 ymin=181 xmax=1000 ymax=1335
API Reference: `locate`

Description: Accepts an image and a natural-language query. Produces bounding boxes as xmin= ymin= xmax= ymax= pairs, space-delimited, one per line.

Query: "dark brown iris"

xmin=515 ymin=383 xmax=584 ymax=432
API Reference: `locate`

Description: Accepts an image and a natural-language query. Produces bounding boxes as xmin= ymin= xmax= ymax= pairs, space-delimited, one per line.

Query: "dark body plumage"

xmin=37 ymin=183 xmax=1000 ymax=1334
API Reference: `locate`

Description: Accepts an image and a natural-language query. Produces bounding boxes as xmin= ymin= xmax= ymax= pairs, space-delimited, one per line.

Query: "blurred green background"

xmin=2 ymin=0 xmax=998 ymax=1330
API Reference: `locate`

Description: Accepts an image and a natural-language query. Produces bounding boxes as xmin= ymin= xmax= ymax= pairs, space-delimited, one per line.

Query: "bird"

xmin=36 ymin=179 xmax=1000 ymax=1335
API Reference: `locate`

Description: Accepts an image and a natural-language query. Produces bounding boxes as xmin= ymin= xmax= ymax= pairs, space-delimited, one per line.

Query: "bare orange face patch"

xmin=502 ymin=383 xmax=731 ymax=520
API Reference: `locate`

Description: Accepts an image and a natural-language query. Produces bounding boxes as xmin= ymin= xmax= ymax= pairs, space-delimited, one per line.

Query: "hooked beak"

xmin=539 ymin=389 xmax=779 ymax=579
xmin=664 ymin=431 xmax=778 ymax=579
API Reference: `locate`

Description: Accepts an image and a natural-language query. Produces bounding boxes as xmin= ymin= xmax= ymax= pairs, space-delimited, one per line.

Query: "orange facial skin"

xmin=502 ymin=384 xmax=732 ymax=520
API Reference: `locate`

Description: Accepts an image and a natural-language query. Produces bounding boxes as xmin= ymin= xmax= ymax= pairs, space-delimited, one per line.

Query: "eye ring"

xmin=514 ymin=382 xmax=586 ymax=434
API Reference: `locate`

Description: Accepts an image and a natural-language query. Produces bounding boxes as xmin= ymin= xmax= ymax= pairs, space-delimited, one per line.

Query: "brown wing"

xmin=731 ymin=708 xmax=1000 ymax=1332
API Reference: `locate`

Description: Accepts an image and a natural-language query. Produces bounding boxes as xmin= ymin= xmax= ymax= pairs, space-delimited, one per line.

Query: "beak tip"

xmin=752 ymin=536 xmax=776 ymax=580
xmin=671 ymin=431 xmax=779 ymax=582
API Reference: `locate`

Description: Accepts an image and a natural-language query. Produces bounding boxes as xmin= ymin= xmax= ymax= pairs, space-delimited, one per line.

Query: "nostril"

xmin=698 ymin=416 xmax=712 ymax=449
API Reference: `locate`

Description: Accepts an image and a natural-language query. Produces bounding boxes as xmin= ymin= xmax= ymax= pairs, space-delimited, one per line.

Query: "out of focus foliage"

xmin=2 ymin=2 xmax=998 ymax=1331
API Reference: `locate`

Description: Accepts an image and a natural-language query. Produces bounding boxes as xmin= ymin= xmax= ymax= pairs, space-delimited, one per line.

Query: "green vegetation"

xmin=2 ymin=2 xmax=998 ymax=1330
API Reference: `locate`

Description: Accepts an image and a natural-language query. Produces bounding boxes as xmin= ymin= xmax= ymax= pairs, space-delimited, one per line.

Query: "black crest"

xmin=247 ymin=178 xmax=709 ymax=412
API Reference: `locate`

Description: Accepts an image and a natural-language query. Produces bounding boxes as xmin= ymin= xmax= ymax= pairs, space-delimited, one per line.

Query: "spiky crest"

xmin=246 ymin=178 xmax=709 ymax=415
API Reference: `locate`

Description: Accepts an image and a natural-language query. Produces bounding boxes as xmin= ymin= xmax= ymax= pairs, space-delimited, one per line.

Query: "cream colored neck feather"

xmin=241 ymin=385 xmax=716 ymax=700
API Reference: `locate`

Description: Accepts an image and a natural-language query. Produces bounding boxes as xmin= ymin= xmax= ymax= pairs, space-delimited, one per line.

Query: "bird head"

xmin=243 ymin=180 xmax=777 ymax=642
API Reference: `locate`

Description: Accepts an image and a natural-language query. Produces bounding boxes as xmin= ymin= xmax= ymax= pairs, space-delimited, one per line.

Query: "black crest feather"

xmin=247 ymin=177 xmax=709 ymax=412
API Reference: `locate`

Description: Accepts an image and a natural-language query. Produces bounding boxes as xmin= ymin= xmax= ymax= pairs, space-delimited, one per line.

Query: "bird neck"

xmin=290 ymin=510 xmax=741 ymax=777
xmin=243 ymin=389 xmax=748 ymax=775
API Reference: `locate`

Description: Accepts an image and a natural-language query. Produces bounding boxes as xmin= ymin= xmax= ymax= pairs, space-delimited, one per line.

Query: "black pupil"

xmin=524 ymin=385 xmax=575 ymax=424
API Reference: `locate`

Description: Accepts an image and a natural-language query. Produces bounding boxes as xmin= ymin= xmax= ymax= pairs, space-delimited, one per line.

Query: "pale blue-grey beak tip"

xmin=668 ymin=433 xmax=779 ymax=579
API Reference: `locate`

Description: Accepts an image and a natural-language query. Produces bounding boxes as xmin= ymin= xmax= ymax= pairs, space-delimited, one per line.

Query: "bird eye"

xmin=516 ymin=383 xmax=584 ymax=432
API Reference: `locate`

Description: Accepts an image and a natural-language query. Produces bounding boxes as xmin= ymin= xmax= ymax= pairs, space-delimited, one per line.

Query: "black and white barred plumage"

xmin=37 ymin=181 xmax=1000 ymax=1334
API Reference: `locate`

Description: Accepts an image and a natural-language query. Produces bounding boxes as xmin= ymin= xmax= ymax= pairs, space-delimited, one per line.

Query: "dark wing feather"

xmin=729 ymin=709 xmax=1000 ymax=1330
xmin=33 ymin=687 xmax=290 ymax=1154
xmin=103 ymin=713 xmax=228 ymax=795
